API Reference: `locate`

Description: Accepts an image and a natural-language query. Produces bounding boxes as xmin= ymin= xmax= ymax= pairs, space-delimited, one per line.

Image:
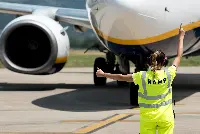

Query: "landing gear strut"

xmin=115 ymin=63 xmax=129 ymax=87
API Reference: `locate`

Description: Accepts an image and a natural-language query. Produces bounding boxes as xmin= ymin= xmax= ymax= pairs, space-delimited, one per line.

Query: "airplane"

xmin=0 ymin=0 xmax=199 ymax=106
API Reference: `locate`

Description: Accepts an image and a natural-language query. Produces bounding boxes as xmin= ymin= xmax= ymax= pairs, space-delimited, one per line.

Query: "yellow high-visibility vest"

xmin=132 ymin=66 xmax=176 ymax=122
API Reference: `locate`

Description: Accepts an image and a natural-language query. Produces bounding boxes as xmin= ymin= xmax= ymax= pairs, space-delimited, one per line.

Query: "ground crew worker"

xmin=96 ymin=25 xmax=185 ymax=134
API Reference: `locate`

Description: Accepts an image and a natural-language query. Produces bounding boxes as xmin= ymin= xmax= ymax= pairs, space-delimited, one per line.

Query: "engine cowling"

xmin=0 ymin=14 xmax=70 ymax=75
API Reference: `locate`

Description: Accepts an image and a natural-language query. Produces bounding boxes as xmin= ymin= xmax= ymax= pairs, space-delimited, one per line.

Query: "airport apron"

xmin=136 ymin=69 xmax=174 ymax=134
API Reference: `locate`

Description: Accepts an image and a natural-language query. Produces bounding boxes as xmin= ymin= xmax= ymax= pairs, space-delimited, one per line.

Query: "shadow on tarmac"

xmin=0 ymin=73 xmax=199 ymax=112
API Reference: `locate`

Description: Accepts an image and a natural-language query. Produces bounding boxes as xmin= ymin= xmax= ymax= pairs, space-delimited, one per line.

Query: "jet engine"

xmin=0 ymin=14 xmax=70 ymax=75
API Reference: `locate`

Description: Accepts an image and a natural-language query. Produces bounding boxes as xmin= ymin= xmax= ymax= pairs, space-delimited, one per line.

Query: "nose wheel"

xmin=93 ymin=57 xmax=107 ymax=86
xmin=93 ymin=56 xmax=129 ymax=87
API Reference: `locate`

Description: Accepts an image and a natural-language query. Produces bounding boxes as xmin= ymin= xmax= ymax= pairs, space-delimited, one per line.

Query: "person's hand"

xmin=179 ymin=24 xmax=185 ymax=39
xmin=96 ymin=68 xmax=105 ymax=77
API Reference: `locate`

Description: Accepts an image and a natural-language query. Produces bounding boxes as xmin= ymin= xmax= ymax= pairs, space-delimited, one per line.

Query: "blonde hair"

xmin=149 ymin=50 xmax=165 ymax=79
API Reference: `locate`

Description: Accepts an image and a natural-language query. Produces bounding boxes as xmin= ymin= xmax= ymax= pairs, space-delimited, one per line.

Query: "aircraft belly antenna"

xmin=165 ymin=7 xmax=170 ymax=12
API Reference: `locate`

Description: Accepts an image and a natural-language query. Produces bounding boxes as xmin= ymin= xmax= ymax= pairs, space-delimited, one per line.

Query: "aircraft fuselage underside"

xmin=86 ymin=0 xmax=200 ymax=60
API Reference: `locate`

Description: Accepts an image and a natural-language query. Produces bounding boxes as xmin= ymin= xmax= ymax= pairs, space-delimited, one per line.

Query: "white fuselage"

xmin=86 ymin=0 xmax=200 ymax=57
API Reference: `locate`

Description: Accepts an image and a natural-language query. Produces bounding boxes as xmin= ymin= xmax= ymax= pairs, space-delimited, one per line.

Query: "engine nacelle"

xmin=0 ymin=14 xmax=70 ymax=75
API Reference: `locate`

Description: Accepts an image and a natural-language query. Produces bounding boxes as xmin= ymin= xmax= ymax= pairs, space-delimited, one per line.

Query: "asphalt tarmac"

xmin=0 ymin=67 xmax=200 ymax=134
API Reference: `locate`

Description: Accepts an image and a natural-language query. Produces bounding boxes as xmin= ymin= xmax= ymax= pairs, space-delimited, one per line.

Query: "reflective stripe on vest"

xmin=139 ymin=69 xmax=172 ymax=108
xmin=139 ymin=99 xmax=172 ymax=108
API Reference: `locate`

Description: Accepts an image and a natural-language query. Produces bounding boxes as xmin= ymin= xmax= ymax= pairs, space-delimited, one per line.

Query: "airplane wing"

xmin=0 ymin=2 xmax=91 ymax=29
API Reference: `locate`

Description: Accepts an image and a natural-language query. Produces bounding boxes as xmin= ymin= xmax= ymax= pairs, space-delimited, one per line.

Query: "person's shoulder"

xmin=133 ymin=70 xmax=149 ymax=79
xmin=132 ymin=71 xmax=143 ymax=81
xmin=132 ymin=71 xmax=142 ymax=77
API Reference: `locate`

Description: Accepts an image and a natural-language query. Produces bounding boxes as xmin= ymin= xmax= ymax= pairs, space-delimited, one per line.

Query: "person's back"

xmin=96 ymin=25 xmax=185 ymax=134
xmin=133 ymin=25 xmax=185 ymax=134
xmin=135 ymin=65 xmax=176 ymax=123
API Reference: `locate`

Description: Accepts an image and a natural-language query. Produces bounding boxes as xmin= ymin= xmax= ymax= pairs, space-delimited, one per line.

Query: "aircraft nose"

xmin=86 ymin=0 xmax=157 ymax=46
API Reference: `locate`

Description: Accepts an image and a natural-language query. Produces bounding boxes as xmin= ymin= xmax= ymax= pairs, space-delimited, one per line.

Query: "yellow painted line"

xmin=55 ymin=56 xmax=68 ymax=64
xmin=61 ymin=119 xmax=139 ymax=123
xmin=74 ymin=113 xmax=133 ymax=134
xmin=94 ymin=20 xmax=200 ymax=45
xmin=120 ymin=120 xmax=140 ymax=122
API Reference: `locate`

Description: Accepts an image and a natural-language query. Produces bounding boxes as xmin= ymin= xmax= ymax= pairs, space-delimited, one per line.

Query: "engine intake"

xmin=0 ymin=15 xmax=70 ymax=75
xmin=6 ymin=25 xmax=51 ymax=68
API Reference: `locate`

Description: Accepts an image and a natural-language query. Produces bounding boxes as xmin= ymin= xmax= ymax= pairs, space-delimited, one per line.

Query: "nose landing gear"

xmin=90 ymin=45 xmax=147 ymax=106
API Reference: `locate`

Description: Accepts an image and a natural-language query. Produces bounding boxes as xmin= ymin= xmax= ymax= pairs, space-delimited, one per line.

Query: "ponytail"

xmin=149 ymin=50 xmax=163 ymax=79
xmin=151 ymin=53 xmax=158 ymax=79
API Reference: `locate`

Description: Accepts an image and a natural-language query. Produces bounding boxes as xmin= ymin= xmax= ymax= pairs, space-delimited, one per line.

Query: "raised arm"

xmin=172 ymin=25 xmax=185 ymax=68
xmin=96 ymin=68 xmax=133 ymax=82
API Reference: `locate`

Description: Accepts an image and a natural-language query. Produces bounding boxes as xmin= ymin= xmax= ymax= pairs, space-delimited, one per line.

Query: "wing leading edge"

xmin=0 ymin=2 xmax=91 ymax=29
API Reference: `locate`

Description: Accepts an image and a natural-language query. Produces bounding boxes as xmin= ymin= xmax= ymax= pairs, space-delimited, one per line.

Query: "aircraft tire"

xmin=130 ymin=82 xmax=139 ymax=106
xmin=93 ymin=57 xmax=107 ymax=86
